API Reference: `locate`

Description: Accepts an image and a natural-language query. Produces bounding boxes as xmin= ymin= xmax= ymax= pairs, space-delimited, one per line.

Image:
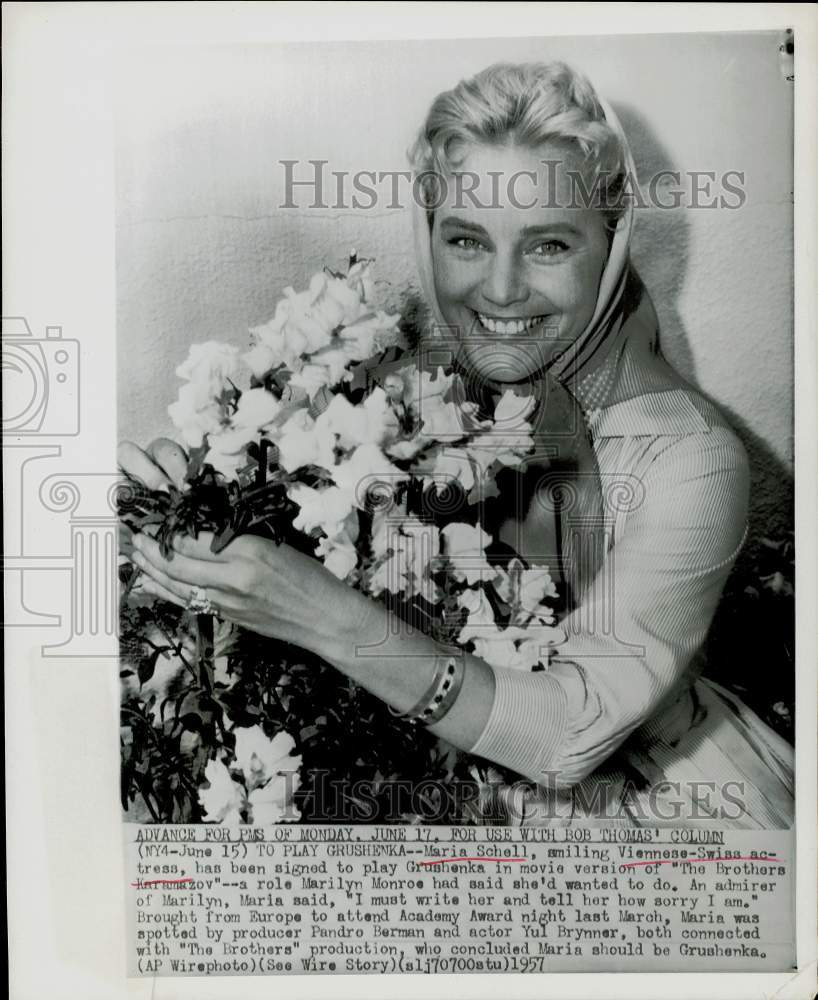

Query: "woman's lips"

xmin=471 ymin=310 xmax=554 ymax=336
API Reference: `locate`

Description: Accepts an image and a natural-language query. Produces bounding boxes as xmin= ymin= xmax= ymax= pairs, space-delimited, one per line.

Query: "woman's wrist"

xmin=312 ymin=587 xmax=498 ymax=750
xmin=300 ymin=574 xmax=386 ymax=667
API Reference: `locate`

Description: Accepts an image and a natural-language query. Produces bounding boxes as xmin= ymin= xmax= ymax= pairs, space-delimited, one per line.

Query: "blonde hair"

xmin=409 ymin=61 xmax=628 ymax=229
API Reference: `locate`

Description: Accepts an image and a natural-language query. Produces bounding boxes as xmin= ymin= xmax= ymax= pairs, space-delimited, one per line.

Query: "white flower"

xmin=493 ymin=389 xmax=537 ymax=428
xmin=287 ymin=362 xmax=337 ymax=400
xmin=494 ymin=562 xmax=559 ymax=616
xmin=248 ymin=772 xmax=301 ymax=824
xmin=168 ymin=381 xmax=224 ymax=449
xmin=205 ymin=426 xmax=256 ymax=478
xmin=197 ymin=728 xmax=302 ymax=825
xmin=198 ymin=759 xmax=245 ymax=824
xmin=248 ymin=313 xmax=294 ymax=371
xmin=369 ymin=536 xmax=413 ymax=598
xmin=468 ymin=631 xmax=555 ymax=671
xmin=402 ymin=367 xmax=454 ymax=411
xmin=233 ymin=388 xmax=280 ymax=430
xmin=310 ymin=274 xmax=354 ymax=332
xmin=363 ymin=387 xmax=401 ymax=445
xmin=315 ymin=390 xmax=399 ymax=454
xmin=315 ymin=394 xmax=366 ymax=451
xmin=286 ymin=275 xmax=339 ymax=352
xmin=345 ymin=259 xmax=375 ymax=303
xmin=457 ymin=587 xmax=497 ymax=642
xmin=273 ymin=408 xmax=336 ymax=473
xmin=418 ymin=395 xmax=469 ymax=442
xmin=332 ymin=444 xmax=408 ymax=506
xmin=288 ymin=483 xmax=354 ymax=537
xmin=338 ymin=310 xmax=401 ymax=363
xmin=441 ymin=522 xmax=493 ymax=585
xmin=316 ymin=524 xmax=359 ymax=580
xmin=317 ymin=271 xmax=369 ymax=329
xmin=175 ymin=342 xmax=242 ymax=408
xmin=233 ymin=726 xmax=302 ymax=793
xmin=168 ymin=342 xmax=243 ymax=448
xmin=303 ymin=344 xmax=355 ymax=387
xmin=457 ymin=589 xmax=559 ymax=668
xmin=386 ymin=436 xmax=427 ymax=461
xmin=250 ymin=274 xmax=337 ymax=371
xmin=246 ymin=263 xmax=392 ymax=380
xmin=242 ymin=343 xmax=279 ymax=380
xmin=465 ymin=434 xmax=533 ymax=479
xmin=470 ymin=389 xmax=536 ymax=467
xmin=470 ymin=634 xmax=521 ymax=669
xmin=369 ymin=515 xmax=440 ymax=600
xmin=426 ymin=448 xmax=475 ymax=495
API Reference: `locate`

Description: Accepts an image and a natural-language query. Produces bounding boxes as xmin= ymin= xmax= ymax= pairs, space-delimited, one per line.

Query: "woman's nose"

xmin=481 ymin=252 xmax=528 ymax=308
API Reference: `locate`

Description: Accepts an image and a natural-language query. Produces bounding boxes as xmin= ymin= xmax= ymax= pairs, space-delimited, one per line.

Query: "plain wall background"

xmin=116 ymin=30 xmax=794 ymax=539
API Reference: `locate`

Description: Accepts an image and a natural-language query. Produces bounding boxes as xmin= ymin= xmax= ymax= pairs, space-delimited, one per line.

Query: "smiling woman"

xmin=119 ymin=56 xmax=794 ymax=829
xmin=403 ymin=61 xmax=794 ymax=826
xmin=430 ymin=144 xmax=611 ymax=382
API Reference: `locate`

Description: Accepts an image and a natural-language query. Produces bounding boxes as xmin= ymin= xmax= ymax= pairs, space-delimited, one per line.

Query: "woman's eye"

xmin=528 ymin=239 xmax=570 ymax=258
xmin=449 ymin=236 xmax=485 ymax=251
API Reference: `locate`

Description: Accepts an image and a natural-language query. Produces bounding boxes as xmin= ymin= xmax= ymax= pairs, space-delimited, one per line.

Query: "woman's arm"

xmin=467 ymin=424 xmax=750 ymax=788
xmin=121 ymin=438 xmax=503 ymax=749
xmin=132 ymin=526 xmax=500 ymax=749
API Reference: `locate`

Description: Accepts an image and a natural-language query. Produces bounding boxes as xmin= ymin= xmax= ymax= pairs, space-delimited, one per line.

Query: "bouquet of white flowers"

xmin=119 ymin=256 xmax=563 ymax=825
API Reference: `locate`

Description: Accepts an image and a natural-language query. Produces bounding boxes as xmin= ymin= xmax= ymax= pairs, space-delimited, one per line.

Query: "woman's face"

xmin=431 ymin=141 xmax=610 ymax=386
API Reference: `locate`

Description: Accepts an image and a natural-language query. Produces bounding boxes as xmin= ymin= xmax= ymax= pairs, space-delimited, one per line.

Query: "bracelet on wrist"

xmin=389 ymin=654 xmax=465 ymax=726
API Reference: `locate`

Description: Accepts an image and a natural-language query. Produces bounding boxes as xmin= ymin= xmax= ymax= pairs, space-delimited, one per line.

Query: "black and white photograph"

xmin=4 ymin=4 xmax=816 ymax=998
xmin=116 ymin=32 xmax=796 ymax=830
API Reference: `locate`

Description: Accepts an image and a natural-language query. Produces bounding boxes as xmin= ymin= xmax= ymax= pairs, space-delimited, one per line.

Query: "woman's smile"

xmin=472 ymin=311 xmax=553 ymax=335
xmin=431 ymin=142 xmax=609 ymax=385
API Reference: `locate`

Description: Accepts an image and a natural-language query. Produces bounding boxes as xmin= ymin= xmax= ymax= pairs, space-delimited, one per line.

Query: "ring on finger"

xmin=186 ymin=585 xmax=217 ymax=616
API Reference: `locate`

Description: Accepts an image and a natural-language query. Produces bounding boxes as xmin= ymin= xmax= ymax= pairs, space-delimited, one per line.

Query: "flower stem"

xmin=196 ymin=614 xmax=214 ymax=693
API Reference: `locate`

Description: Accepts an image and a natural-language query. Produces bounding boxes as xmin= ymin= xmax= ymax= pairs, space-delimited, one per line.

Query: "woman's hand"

xmin=118 ymin=438 xmax=189 ymax=492
xmin=131 ymin=530 xmax=369 ymax=655
xmin=117 ymin=437 xmax=190 ymax=557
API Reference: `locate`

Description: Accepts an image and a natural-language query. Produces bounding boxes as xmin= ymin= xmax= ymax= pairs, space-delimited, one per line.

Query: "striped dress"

xmin=466 ymin=385 xmax=795 ymax=829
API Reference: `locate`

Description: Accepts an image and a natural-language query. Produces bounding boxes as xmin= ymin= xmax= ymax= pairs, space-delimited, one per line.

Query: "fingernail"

xmin=133 ymin=534 xmax=143 ymax=550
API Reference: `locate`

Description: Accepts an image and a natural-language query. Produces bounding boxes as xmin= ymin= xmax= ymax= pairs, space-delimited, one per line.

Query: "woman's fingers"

xmin=171 ymin=532 xmax=227 ymax=562
xmin=147 ymin=438 xmax=189 ymax=489
xmin=119 ymin=522 xmax=135 ymax=558
xmin=133 ymin=533 xmax=227 ymax=588
xmin=117 ymin=441 xmax=173 ymax=492
xmin=132 ymin=549 xmax=212 ymax=604
xmin=134 ymin=574 xmax=187 ymax=608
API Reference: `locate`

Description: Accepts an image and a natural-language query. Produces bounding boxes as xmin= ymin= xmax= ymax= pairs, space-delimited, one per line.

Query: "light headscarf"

xmin=408 ymin=95 xmax=683 ymax=612
xmin=410 ymin=97 xmax=675 ymax=415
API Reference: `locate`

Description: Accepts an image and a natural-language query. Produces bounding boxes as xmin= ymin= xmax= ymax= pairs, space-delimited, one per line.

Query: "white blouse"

xmin=466 ymin=387 xmax=794 ymax=827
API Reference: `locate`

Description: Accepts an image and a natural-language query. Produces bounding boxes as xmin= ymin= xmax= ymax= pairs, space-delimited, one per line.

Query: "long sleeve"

xmin=467 ymin=414 xmax=750 ymax=790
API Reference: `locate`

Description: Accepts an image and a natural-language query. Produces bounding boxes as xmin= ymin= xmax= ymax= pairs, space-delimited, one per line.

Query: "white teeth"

xmin=477 ymin=313 xmax=545 ymax=334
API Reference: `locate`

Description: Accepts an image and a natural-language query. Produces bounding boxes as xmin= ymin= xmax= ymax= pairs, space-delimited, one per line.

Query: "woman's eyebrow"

xmin=521 ymin=223 xmax=583 ymax=237
xmin=438 ymin=217 xmax=583 ymax=238
xmin=438 ymin=217 xmax=488 ymax=234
